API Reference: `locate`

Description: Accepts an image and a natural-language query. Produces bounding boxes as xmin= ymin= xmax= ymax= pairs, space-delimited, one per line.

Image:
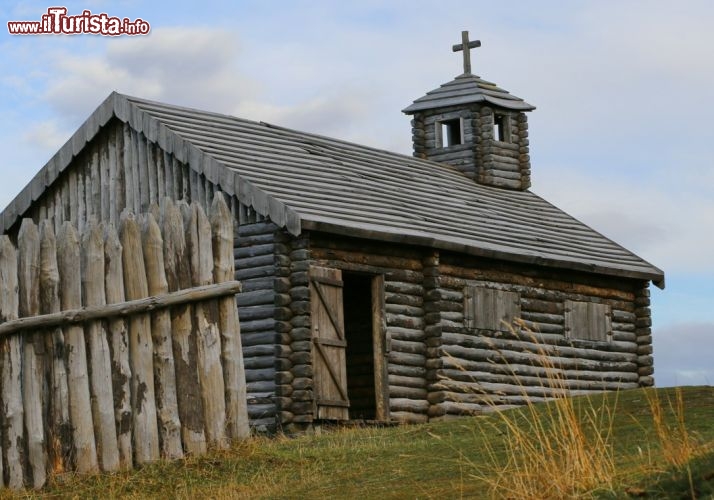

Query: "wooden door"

xmin=310 ymin=266 xmax=349 ymax=420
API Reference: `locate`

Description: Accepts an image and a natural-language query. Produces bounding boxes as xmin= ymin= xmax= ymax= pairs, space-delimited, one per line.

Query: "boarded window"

xmin=464 ymin=286 xmax=520 ymax=331
xmin=564 ymin=300 xmax=611 ymax=342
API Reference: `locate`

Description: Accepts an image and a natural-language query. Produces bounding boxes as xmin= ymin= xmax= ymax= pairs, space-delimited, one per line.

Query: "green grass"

xmin=9 ymin=386 xmax=714 ymax=499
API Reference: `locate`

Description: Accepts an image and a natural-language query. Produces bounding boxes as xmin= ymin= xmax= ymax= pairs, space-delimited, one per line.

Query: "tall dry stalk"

xmin=645 ymin=387 xmax=698 ymax=468
xmin=458 ymin=324 xmax=618 ymax=498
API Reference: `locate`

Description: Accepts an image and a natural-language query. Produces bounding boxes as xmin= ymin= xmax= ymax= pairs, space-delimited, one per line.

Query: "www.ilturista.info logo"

xmin=7 ymin=7 xmax=150 ymax=36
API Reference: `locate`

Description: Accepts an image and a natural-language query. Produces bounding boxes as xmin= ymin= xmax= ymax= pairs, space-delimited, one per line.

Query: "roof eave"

xmin=403 ymin=95 xmax=536 ymax=114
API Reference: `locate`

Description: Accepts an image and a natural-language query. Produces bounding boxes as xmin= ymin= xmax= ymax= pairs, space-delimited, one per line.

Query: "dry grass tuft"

xmin=460 ymin=323 xmax=618 ymax=498
xmin=645 ymin=386 xmax=699 ymax=469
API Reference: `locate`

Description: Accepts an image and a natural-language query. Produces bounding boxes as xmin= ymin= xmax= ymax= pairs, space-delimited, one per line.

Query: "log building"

xmin=1 ymin=33 xmax=663 ymax=432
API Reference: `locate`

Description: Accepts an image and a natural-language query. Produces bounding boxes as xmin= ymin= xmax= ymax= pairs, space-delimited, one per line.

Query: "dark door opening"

xmin=343 ymin=273 xmax=377 ymax=420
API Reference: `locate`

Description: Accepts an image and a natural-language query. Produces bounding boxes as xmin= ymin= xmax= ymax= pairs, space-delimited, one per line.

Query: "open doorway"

xmin=343 ymin=273 xmax=377 ymax=420
xmin=310 ymin=266 xmax=388 ymax=422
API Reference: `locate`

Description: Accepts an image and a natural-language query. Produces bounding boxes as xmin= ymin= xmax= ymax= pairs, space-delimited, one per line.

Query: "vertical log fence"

xmin=0 ymin=195 xmax=249 ymax=489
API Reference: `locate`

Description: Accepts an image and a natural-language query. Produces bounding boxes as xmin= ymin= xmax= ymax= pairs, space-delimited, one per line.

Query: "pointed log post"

xmin=120 ymin=211 xmax=160 ymax=464
xmin=18 ymin=219 xmax=47 ymax=488
xmin=0 ymin=235 xmax=25 ymax=489
xmin=57 ymin=222 xmax=98 ymax=474
xmin=40 ymin=221 xmax=72 ymax=476
xmin=81 ymin=222 xmax=120 ymax=472
xmin=185 ymin=202 xmax=227 ymax=449
xmin=163 ymin=198 xmax=206 ymax=455
xmin=142 ymin=213 xmax=183 ymax=460
xmin=211 ymin=195 xmax=249 ymax=439
xmin=104 ymin=225 xmax=133 ymax=469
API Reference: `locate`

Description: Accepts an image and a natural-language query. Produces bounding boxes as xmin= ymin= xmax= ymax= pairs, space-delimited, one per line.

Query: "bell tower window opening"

xmin=493 ymin=113 xmax=510 ymax=143
xmin=436 ymin=118 xmax=463 ymax=148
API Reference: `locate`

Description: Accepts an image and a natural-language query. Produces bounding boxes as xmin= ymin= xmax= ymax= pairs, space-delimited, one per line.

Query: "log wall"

xmin=410 ymin=104 xmax=531 ymax=190
xmin=234 ymin=221 xmax=279 ymax=432
xmin=430 ymin=251 xmax=649 ymax=419
xmin=279 ymin=230 xmax=313 ymax=432
xmin=302 ymin=234 xmax=653 ymax=425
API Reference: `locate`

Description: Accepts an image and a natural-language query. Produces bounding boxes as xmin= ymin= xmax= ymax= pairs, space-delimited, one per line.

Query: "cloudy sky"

xmin=1 ymin=1 xmax=712 ymax=386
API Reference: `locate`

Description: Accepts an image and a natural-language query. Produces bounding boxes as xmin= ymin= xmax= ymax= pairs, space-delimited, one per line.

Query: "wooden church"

xmin=1 ymin=32 xmax=663 ymax=433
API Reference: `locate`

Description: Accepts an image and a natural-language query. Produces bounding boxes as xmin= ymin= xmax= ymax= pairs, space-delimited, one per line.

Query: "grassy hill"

xmin=13 ymin=386 xmax=714 ymax=499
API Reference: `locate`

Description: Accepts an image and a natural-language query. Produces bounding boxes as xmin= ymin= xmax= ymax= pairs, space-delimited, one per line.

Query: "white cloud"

xmin=22 ymin=119 xmax=69 ymax=151
xmin=533 ymin=168 xmax=714 ymax=277
xmin=40 ymin=27 xmax=259 ymax=122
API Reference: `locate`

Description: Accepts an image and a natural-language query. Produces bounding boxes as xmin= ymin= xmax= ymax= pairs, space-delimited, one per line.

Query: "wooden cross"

xmin=452 ymin=30 xmax=481 ymax=75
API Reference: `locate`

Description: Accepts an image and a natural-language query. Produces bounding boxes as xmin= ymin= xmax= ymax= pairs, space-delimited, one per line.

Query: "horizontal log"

xmin=389 ymin=386 xmax=428 ymax=399
xmin=441 ymin=344 xmax=637 ymax=372
xmin=237 ymin=221 xmax=278 ymax=237
xmin=388 ymin=351 xmax=425 ymax=367
xmin=437 ymin=367 xmax=639 ymax=388
xmin=235 ymin=254 xmax=275 ymax=269
xmin=612 ymin=322 xmax=635 ymax=333
xmin=388 ymin=327 xmax=425 ymax=342
xmin=438 ymin=274 xmax=635 ymax=302
xmin=385 ymin=304 xmax=424 ymax=317
xmin=243 ymin=355 xmax=275 ymax=370
xmin=443 ymin=331 xmax=638 ymax=361
xmin=519 ymin=321 xmax=564 ymax=335
xmin=520 ymin=311 xmax=563 ymax=325
xmin=436 ymin=401 xmax=485 ymax=415
xmin=241 ymin=331 xmax=278 ymax=347
xmin=236 ymin=289 xmax=274 ymax=307
xmin=520 ymin=298 xmax=562 ymax=315
xmin=235 ymin=265 xmax=274 ymax=281
xmin=390 ymin=339 xmax=426 ymax=355
xmin=389 ymin=398 xmax=429 ymax=413
xmin=424 ymin=300 xmax=461 ymax=314
xmin=440 ymin=311 xmax=463 ymax=322
xmin=246 ymin=380 xmax=276 ymax=393
xmin=385 ymin=314 xmax=424 ymax=330
xmin=388 ymin=375 xmax=426 ymax=389
xmin=234 ymin=243 xmax=275 ymax=259
xmin=612 ymin=331 xmax=637 ymax=343
xmin=245 ymin=367 xmax=275 ymax=382
xmin=0 ymin=281 xmax=242 ymax=338
xmin=247 ymin=403 xmax=277 ymax=417
xmin=240 ymin=318 xmax=275 ymax=333
xmin=311 ymin=248 xmax=422 ymax=271
xmin=384 ymin=281 xmax=423 ymax=296
xmin=238 ymin=305 xmax=275 ymax=322
xmin=387 ymin=363 xmax=427 ymax=378
xmin=243 ymin=344 xmax=276 ymax=358
xmin=241 ymin=277 xmax=275 ymax=293
xmin=384 ymin=292 xmax=423 ymax=307
xmin=425 ymin=288 xmax=462 ymax=302
xmin=234 ymin=232 xmax=275 ymax=247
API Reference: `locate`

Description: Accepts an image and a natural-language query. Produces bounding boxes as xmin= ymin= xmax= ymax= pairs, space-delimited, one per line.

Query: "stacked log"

xmin=234 ymin=220 xmax=278 ymax=431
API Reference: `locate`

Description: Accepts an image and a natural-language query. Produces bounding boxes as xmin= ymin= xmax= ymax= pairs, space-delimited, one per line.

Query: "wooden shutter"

xmin=464 ymin=286 xmax=520 ymax=331
xmin=310 ymin=266 xmax=349 ymax=420
xmin=564 ymin=300 xmax=611 ymax=342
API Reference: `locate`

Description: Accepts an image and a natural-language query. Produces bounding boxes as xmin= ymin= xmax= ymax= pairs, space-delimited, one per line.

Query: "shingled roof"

xmin=1 ymin=92 xmax=663 ymax=287
xmin=403 ymin=73 xmax=536 ymax=114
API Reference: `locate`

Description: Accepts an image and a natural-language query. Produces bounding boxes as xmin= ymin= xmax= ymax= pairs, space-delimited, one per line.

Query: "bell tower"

xmin=403 ymin=31 xmax=535 ymax=190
